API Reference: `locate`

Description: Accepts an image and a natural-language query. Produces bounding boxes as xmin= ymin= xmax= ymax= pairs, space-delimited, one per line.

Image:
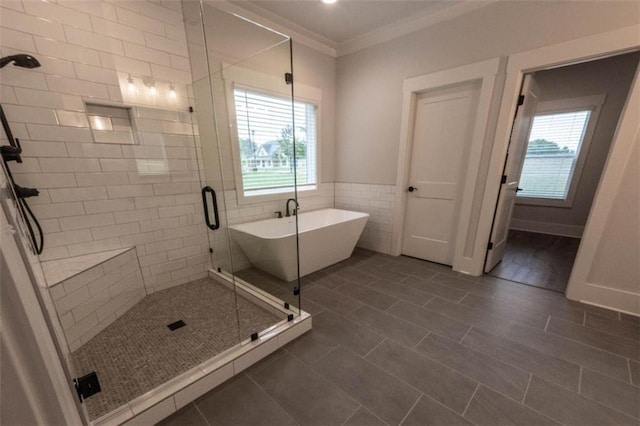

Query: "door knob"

xmin=407 ymin=186 xmax=417 ymax=192
xmin=516 ymin=187 xmax=523 ymax=192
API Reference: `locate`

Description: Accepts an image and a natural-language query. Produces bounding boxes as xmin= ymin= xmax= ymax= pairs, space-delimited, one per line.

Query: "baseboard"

xmin=574 ymin=282 xmax=640 ymax=316
xmin=510 ymin=219 xmax=583 ymax=238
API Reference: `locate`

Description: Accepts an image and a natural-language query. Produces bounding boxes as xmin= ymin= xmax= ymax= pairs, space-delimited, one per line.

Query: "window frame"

xmin=224 ymin=66 xmax=322 ymax=205
xmin=515 ymin=94 xmax=606 ymax=208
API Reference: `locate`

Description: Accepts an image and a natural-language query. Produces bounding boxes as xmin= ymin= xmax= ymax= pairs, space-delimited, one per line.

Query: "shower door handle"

xmin=201 ymin=186 xmax=220 ymax=230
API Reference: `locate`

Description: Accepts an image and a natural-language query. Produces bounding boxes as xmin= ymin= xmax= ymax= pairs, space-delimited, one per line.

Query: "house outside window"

xmin=233 ymin=87 xmax=318 ymax=197
xmin=516 ymin=95 xmax=605 ymax=207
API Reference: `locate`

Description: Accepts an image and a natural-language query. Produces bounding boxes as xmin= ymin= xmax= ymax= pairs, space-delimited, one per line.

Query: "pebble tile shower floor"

xmin=161 ymin=248 xmax=639 ymax=426
xmin=71 ymin=278 xmax=280 ymax=420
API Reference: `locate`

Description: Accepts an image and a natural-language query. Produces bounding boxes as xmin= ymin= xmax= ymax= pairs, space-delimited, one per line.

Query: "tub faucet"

xmin=285 ymin=198 xmax=299 ymax=217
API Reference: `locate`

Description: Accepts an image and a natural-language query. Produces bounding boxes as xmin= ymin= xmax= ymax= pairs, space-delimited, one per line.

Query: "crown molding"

xmin=337 ymin=1 xmax=499 ymax=57
xmin=210 ymin=1 xmax=499 ymax=59
xmin=206 ymin=0 xmax=338 ymax=57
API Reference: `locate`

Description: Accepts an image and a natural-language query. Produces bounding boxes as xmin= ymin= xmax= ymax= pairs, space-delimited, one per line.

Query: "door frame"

xmin=392 ymin=57 xmax=500 ymax=273
xmin=475 ymin=25 xmax=640 ymax=308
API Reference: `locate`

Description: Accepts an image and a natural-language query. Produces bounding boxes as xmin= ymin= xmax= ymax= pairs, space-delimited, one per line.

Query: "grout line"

xmin=413 ymin=332 xmax=431 ymax=349
xmin=459 ymin=326 xmax=473 ymax=344
xmin=379 ymin=331 xmax=543 ymax=419
xmin=192 ymin=402 xmax=212 ymax=426
xmin=544 ymin=315 xmax=551 ymax=332
xmin=312 ymin=344 xmax=341 ymax=366
xmin=544 ymin=325 xmax=638 ymax=362
xmin=522 ymin=400 xmax=565 ymax=425
xmin=363 ymin=337 xmax=387 ymax=359
xmin=398 ymin=394 xmax=423 ymax=426
xmin=521 ymin=373 xmax=533 ymax=404
xmin=422 ymin=296 xmax=435 ymax=307
xmin=339 ymin=405 xmax=363 ymax=426
xmin=627 ymin=359 xmax=633 ymax=384
xmin=461 ymin=384 xmax=480 ymax=417
xmin=578 ymin=366 xmax=583 ymax=394
xmin=571 ymin=370 xmax=640 ymax=420
xmin=384 ymin=299 xmax=402 ymax=312
xmin=458 ymin=292 xmax=471 ymax=303
xmin=245 ymin=372 xmax=299 ymax=425
xmin=583 ymin=311 xmax=587 ymax=326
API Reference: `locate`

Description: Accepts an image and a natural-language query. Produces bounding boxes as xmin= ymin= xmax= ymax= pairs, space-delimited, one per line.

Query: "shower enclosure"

xmin=0 ymin=1 xmax=309 ymax=424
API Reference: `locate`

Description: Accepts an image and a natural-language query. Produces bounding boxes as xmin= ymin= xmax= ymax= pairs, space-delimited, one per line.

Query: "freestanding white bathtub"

xmin=229 ymin=208 xmax=369 ymax=282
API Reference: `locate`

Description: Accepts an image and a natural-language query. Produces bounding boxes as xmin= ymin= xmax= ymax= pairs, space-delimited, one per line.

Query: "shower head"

xmin=0 ymin=54 xmax=41 ymax=69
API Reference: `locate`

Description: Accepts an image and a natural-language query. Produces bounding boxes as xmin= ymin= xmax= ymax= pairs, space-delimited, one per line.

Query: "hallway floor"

xmin=487 ymin=230 xmax=581 ymax=293
xmin=160 ymin=249 xmax=639 ymax=426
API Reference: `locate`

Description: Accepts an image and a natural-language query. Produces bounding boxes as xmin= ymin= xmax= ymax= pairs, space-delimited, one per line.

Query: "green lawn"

xmin=243 ymin=166 xmax=309 ymax=190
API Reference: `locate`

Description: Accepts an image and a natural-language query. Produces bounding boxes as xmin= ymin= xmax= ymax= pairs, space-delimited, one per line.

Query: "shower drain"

xmin=167 ymin=320 xmax=186 ymax=331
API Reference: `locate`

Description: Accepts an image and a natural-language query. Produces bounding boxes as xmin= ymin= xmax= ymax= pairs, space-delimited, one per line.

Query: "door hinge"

xmin=517 ymin=95 xmax=525 ymax=106
xmin=487 ymin=242 xmax=494 ymax=250
xmin=74 ymin=371 xmax=101 ymax=403
xmin=188 ymin=106 xmax=194 ymax=113
xmin=285 ymin=72 xmax=293 ymax=85
xmin=501 ymin=175 xmax=507 ymax=184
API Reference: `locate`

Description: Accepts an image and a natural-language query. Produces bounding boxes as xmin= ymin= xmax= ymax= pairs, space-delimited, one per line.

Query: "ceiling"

xmin=228 ymin=0 xmax=471 ymax=52
xmin=235 ymin=1 xmax=458 ymax=44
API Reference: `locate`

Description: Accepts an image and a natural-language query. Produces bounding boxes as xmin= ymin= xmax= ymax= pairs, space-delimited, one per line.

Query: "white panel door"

xmin=485 ymin=74 xmax=540 ymax=272
xmin=402 ymin=82 xmax=481 ymax=265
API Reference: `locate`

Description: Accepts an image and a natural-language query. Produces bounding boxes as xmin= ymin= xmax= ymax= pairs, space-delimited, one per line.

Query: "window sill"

xmin=237 ymin=184 xmax=317 ymax=205
xmin=515 ymin=196 xmax=574 ymax=208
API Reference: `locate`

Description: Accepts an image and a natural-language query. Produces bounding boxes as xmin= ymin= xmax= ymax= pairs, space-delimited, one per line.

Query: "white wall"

xmin=511 ymin=52 xmax=640 ymax=237
xmin=0 ymin=0 xmax=211 ymax=293
xmin=336 ymin=1 xmax=640 ymax=184
xmin=587 ymin=138 xmax=639 ymax=295
xmin=334 ymin=1 xmax=640 ymax=254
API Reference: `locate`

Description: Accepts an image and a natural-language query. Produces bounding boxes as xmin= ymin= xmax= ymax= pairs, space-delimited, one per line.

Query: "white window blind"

xmin=518 ymin=110 xmax=591 ymax=200
xmin=234 ymin=88 xmax=317 ymax=195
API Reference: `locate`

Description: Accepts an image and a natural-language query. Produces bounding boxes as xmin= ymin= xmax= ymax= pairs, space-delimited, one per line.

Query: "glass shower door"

xmin=188 ymin=2 xmax=302 ymax=321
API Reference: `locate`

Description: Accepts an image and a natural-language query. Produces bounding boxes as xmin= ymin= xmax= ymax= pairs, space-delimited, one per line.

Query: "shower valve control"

xmin=1 ymin=145 xmax=22 ymax=163
xmin=14 ymin=184 xmax=39 ymax=199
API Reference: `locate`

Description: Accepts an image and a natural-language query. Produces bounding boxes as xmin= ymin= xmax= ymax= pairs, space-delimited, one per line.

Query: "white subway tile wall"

xmin=49 ymin=249 xmax=145 ymax=352
xmin=335 ymin=183 xmax=395 ymax=254
xmin=0 ymin=0 xmax=209 ymax=295
xmin=1 ymin=0 xmax=350 ymax=307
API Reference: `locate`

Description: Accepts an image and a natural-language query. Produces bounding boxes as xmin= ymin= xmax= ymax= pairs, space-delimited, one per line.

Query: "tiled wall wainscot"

xmin=46 ymin=248 xmax=144 ymax=352
xmin=335 ymin=182 xmax=395 ymax=254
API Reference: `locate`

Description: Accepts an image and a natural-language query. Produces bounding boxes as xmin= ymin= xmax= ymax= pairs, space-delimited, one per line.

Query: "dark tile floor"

xmin=488 ymin=230 xmax=581 ymax=293
xmin=159 ymin=249 xmax=640 ymax=426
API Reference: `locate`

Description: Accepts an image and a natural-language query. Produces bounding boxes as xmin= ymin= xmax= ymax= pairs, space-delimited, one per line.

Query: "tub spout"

xmin=285 ymin=198 xmax=299 ymax=217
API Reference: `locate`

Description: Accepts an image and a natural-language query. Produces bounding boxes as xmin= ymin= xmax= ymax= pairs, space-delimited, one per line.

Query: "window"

xmin=516 ymin=95 xmax=605 ymax=207
xmin=233 ymin=87 xmax=317 ymax=197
